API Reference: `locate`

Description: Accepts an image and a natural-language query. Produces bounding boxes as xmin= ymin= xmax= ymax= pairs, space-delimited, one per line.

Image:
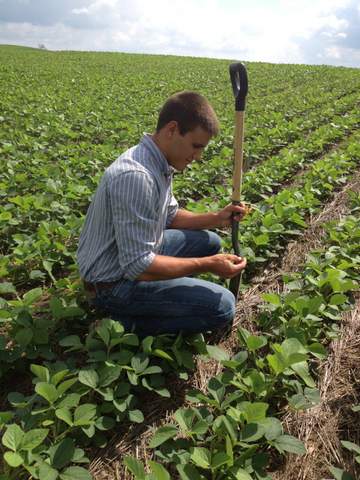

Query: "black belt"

xmin=83 ymin=280 xmax=118 ymax=294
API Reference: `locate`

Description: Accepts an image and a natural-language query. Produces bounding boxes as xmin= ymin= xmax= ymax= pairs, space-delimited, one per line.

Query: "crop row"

xmin=1 ymin=101 xmax=359 ymax=297
xmin=123 ymin=187 xmax=360 ymax=480
xmin=2 ymin=83 xmax=358 ymax=210
xmin=216 ymin=85 xmax=360 ymax=165
xmin=2 ymin=48 xmax=360 ymax=204
xmin=178 ymin=95 xmax=360 ymax=206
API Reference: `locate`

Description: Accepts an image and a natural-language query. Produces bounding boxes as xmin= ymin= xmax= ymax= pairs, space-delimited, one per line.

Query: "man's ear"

xmin=166 ymin=120 xmax=178 ymax=138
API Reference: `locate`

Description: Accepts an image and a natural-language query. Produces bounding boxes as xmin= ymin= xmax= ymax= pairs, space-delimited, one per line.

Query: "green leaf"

xmin=38 ymin=462 xmax=59 ymax=480
xmin=57 ymin=378 xmax=77 ymax=396
xmin=95 ymin=322 xmax=111 ymax=346
xmin=149 ymin=461 xmax=171 ymax=480
xmin=51 ymin=370 xmax=69 ymax=386
xmin=2 ymin=424 xmax=23 ymax=451
xmin=177 ymin=464 xmax=204 ymax=480
xmin=191 ymin=420 xmax=209 ymax=436
xmin=0 ymin=282 xmax=16 ymax=294
xmin=153 ymin=349 xmax=174 ymax=362
xmin=95 ymin=416 xmax=116 ymax=430
xmin=281 ymin=338 xmax=307 ymax=358
xmin=20 ymin=428 xmax=48 ymax=450
xmin=23 ymin=287 xmax=43 ymax=306
xmin=341 ymin=440 xmax=360 ymax=455
xmin=15 ymin=328 xmax=33 ymax=347
xmin=55 ymin=408 xmax=73 ymax=426
xmin=273 ymin=434 xmax=306 ymax=455
xmin=128 ymin=410 xmax=144 ymax=424
xmin=142 ymin=336 xmax=153 ymax=353
xmin=98 ymin=365 xmax=122 ymax=387
xmin=259 ymin=417 xmax=283 ymax=441
xmin=308 ymin=342 xmax=327 ymax=360
xmin=232 ymin=468 xmax=252 ymax=480
xmin=241 ymin=401 xmax=269 ymax=423
xmin=173 ymin=408 xmax=193 ymax=433
xmin=243 ymin=370 xmax=267 ymax=396
xmin=30 ymin=364 xmax=50 ymax=382
xmin=254 ymin=233 xmax=269 ymax=246
xmin=291 ymin=362 xmax=316 ymax=388
xmin=73 ymin=404 xmax=97 ymax=426
xmin=208 ymin=377 xmax=225 ymax=404
xmin=4 ymin=451 xmax=24 ymax=467
xmin=39 ymin=462 xmax=59 ymax=480
xmin=246 ymin=335 xmax=267 ymax=351
xmin=123 ymin=456 xmax=145 ymax=479
xmin=50 ymin=438 xmax=75 ymax=470
xmin=0 ymin=411 xmax=14 ymax=427
xmin=7 ymin=392 xmax=26 ymax=407
xmin=240 ymin=422 xmax=265 ymax=442
xmin=78 ymin=369 xmax=99 ymax=389
xmin=211 ymin=451 xmax=230 ymax=469
xmin=190 ymin=447 xmax=211 ymax=469
xmin=267 ymin=353 xmax=286 ymax=374
xmin=261 ymin=293 xmax=281 ymax=306
xmin=57 ymin=393 xmax=81 ymax=409
xmin=35 ymin=383 xmax=59 ymax=404
xmin=213 ymin=415 xmax=237 ymax=443
xmin=142 ymin=366 xmax=162 ymax=375
xmin=149 ymin=425 xmax=178 ymax=448
xmin=59 ymin=335 xmax=83 ymax=349
xmin=329 ymin=293 xmax=348 ymax=306
xmin=59 ymin=466 xmax=92 ymax=480
xmin=131 ymin=354 xmax=149 ymax=374
xmin=328 ymin=466 xmax=354 ymax=480
xmin=206 ymin=345 xmax=229 ymax=362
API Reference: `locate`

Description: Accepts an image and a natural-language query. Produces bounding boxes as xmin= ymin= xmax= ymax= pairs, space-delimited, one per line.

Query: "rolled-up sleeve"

xmin=166 ymin=193 xmax=179 ymax=227
xmin=108 ymin=170 xmax=158 ymax=280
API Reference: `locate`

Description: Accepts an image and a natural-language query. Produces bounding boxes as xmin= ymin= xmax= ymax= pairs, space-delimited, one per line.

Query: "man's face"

xmin=167 ymin=125 xmax=212 ymax=171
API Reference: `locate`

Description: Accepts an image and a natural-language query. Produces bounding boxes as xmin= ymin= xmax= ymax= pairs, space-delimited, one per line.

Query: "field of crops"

xmin=1 ymin=45 xmax=360 ymax=480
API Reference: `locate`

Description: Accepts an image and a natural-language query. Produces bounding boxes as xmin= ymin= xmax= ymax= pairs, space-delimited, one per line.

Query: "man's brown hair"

xmin=156 ymin=91 xmax=219 ymax=136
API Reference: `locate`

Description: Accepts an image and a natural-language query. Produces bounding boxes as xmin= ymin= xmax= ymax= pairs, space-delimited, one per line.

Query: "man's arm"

xmin=137 ymin=253 xmax=247 ymax=281
xmin=168 ymin=204 xmax=247 ymax=230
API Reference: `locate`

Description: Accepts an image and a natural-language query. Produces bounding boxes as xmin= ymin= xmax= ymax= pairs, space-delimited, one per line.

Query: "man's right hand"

xmin=137 ymin=253 xmax=247 ymax=281
xmin=205 ymin=254 xmax=247 ymax=279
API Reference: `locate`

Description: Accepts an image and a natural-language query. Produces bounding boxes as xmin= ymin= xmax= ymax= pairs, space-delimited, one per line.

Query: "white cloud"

xmin=0 ymin=0 xmax=359 ymax=66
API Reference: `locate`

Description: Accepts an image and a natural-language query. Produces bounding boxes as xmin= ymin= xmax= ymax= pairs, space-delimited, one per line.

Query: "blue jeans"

xmin=92 ymin=229 xmax=235 ymax=336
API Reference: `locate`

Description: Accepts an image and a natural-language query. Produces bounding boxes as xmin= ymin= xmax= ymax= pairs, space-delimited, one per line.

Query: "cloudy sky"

xmin=0 ymin=0 xmax=359 ymax=67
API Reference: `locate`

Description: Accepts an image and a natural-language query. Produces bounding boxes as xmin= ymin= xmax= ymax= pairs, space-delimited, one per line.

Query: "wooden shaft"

xmin=232 ymin=110 xmax=245 ymax=202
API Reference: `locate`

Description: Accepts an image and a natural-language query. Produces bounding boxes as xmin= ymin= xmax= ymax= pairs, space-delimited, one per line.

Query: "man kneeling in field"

xmin=77 ymin=91 xmax=247 ymax=336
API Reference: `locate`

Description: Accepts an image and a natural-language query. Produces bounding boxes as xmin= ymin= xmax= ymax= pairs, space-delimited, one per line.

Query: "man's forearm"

xmin=168 ymin=209 xmax=219 ymax=230
xmin=137 ymin=254 xmax=211 ymax=281
xmin=137 ymin=252 xmax=247 ymax=281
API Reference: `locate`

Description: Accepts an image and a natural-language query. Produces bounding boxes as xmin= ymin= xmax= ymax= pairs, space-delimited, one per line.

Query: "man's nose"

xmin=193 ymin=150 xmax=202 ymax=161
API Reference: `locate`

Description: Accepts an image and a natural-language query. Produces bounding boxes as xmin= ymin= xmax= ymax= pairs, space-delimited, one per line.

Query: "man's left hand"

xmin=216 ymin=203 xmax=248 ymax=227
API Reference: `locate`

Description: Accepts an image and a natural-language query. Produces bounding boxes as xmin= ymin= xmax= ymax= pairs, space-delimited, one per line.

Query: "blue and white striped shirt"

xmin=77 ymin=134 xmax=178 ymax=282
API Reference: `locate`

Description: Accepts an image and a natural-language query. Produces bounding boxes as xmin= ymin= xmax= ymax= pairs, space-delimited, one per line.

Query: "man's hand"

xmin=216 ymin=203 xmax=249 ymax=228
xmin=137 ymin=253 xmax=247 ymax=281
xmin=206 ymin=253 xmax=247 ymax=278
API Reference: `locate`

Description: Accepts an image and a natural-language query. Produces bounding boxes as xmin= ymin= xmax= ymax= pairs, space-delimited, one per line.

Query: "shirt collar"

xmin=140 ymin=133 xmax=173 ymax=177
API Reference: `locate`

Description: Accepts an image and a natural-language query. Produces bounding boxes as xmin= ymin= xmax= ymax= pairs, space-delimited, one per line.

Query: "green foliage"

xmin=1 ymin=46 xmax=360 ymax=479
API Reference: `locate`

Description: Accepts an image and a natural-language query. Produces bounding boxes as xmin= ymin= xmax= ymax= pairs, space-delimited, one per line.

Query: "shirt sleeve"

xmin=108 ymin=170 xmax=159 ymax=280
xmin=166 ymin=189 xmax=179 ymax=228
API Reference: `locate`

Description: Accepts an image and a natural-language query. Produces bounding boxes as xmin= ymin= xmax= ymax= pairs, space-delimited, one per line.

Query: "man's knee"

xmin=207 ymin=287 xmax=235 ymax=330
xmin=206 ymin=230 xmax=222 ymax=255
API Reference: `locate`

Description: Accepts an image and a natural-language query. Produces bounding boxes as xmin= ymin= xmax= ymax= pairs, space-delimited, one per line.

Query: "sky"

xmin=0 ymin=0 xmax=359 ymax=67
